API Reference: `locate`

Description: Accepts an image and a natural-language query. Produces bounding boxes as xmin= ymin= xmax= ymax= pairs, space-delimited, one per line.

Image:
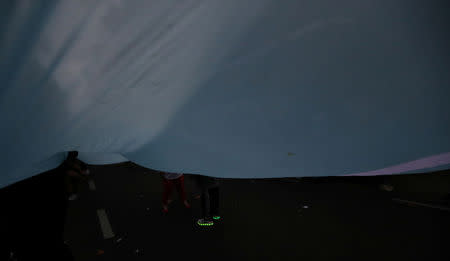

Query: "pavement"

xmin=61 ymin=162 xmax=450 ymax=261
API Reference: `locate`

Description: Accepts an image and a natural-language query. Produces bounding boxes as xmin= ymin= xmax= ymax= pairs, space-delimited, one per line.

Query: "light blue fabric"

xmin=1 ymin=0 xmax=449 ymax=188
xmin=77 ymin=152 xmax=128 ymax=165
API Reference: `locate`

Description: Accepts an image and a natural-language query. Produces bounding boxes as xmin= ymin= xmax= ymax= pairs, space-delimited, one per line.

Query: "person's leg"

xmin=209 ymin=186 xmax=220 ymax=218
xmin=162 ymin=178 xmax=172 ymax=205
xmin=72 ymin=176 xmax=80 ymax=194
xmin=200 ymin=189 xmax=209 ymax=218
xmin=65 ymin=173 xmax=73 ymax=195
xmin=174 ymin=176 xmax=190 ymax=208
xmin=197 ymin=189 xmax=214 ymax=226
xmin=162 ymin=178 xmax=173 ymax=212
xmin=173 ymin=176 xmax=185 ymax=201
xmin=66 ymin=170 xmax=79 ymax=200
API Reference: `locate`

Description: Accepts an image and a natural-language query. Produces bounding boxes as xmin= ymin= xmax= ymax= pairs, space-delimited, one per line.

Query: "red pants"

xmin=162 ymin=175 xmax=186 ymax=205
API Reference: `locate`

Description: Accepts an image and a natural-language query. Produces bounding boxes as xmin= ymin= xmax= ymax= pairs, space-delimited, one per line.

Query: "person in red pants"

xmin=161 ymin=172 xmax=190 ymax=213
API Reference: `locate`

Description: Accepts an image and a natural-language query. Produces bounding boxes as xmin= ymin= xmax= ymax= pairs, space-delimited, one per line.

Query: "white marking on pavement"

xmin=97 ymin=209 xmax=115 ymax=239
xmin=88 ymin=179 xmax=96 ymax=191
xmin=393 ymin=198 xmax=450 ymax=212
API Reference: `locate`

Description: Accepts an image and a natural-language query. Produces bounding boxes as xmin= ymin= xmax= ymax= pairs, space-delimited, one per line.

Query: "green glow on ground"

xmin=197 ymin=220 xmax=214 ymax=226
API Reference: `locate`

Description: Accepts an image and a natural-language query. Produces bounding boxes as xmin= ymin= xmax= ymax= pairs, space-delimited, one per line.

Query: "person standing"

xmin=161 ymin=172 xmax=190 ymax=213
xmin=63 ymin=151 xmax=90 ymax=200
xmin=192 ymin=175 xmax=221 ymax=226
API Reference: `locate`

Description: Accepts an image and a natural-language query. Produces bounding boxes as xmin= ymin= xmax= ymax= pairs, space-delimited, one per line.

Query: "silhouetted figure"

xmin=161 ymin=172 xmax=190 ymax=213
xmin=0 ymin=152 xmax=80 ymax=261
xmin=192 ymin=175 xmax=220 ymax=226
xmin=63 ymin=151 xmax=90 ymax=200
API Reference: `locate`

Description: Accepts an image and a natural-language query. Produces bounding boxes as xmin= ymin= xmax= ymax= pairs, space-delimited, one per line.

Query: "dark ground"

xmin=2 ymin=162 xmax=450 ymax=260
xmin=60 ymin=162 xmax=450 ymax=261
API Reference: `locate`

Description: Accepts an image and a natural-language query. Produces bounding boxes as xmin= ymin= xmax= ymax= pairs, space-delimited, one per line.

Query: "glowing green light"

xmin=213 ymin=216 xmax=221 ymax=220
xmin=197 ymin=220 xmax=214 ymax=226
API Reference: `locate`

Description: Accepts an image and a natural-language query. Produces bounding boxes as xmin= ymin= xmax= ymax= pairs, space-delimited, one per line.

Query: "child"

xmin=192 ymin=174 xmax=220 ymax=226
xmin=161 ymin=172 xmax=190 ymax=213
